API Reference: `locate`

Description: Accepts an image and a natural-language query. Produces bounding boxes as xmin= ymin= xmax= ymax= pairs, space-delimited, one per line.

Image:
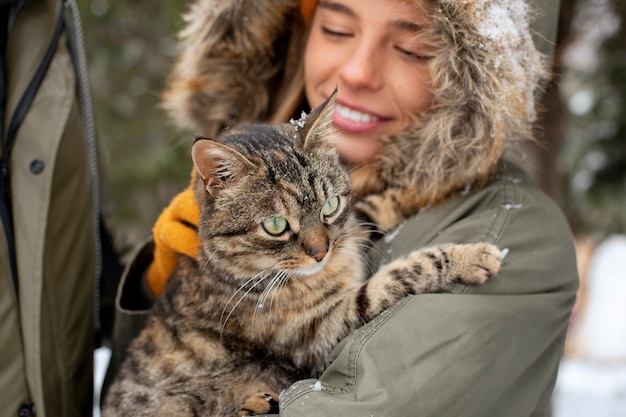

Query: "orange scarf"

xmin=146 ymin=172 xmax=201 ymax=297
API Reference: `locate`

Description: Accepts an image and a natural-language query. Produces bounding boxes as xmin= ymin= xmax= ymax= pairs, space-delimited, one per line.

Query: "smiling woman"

xmin=304 ymin=0 xmax=434 ymax=165
xmin=106 ymin=1 xmax=579 ymax=416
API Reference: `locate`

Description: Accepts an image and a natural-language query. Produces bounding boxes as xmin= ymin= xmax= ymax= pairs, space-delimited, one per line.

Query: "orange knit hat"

xmin=300 ymin=0 xmax=318 ymax=26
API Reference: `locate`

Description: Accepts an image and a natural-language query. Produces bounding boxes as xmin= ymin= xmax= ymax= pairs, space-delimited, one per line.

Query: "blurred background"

xmin=78 ymin=0 xmax=626 ymax=415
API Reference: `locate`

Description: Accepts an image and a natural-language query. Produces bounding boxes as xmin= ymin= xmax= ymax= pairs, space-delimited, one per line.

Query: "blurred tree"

xmin=522 ymin=0 xmax=579 ymax=208
xmin=79 ymin=0 xmax=191 ymax=243
xmin=559 ymin=0 xmax=626 ymax=235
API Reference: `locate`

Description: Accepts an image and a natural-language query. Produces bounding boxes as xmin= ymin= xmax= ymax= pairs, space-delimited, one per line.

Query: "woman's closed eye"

xmin=395 ymin=45 xmax=430 ymax=62
xmin=321 ymin=25 xmax=353 ymax=38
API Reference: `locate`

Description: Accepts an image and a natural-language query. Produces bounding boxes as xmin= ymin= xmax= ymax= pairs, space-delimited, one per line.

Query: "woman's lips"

xmin=332 ymin=102 xmax=388 ymax=133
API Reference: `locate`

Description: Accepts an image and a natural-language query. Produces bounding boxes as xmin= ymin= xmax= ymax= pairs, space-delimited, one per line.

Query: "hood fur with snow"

xmin=162 ymin=0 xmax=552 ymax=207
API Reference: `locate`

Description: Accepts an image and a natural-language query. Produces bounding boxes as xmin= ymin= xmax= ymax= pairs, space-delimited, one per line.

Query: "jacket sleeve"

xmin=102 ymin=238 xmax=156 ymax=401
xmin=279 ymin=168 xmax=578 ymax=417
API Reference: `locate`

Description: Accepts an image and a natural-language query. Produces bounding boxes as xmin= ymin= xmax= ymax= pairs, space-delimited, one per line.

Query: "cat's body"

xmin=103 ymin=96 xmax=503 ymax=417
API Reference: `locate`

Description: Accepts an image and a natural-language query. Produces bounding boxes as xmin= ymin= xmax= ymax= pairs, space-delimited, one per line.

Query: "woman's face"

xmin=304 ymin=0 xmax=434 ymax=165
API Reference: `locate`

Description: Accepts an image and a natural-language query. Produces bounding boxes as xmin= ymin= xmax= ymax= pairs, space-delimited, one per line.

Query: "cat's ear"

xmin=299 ymin=88 xmax=338 ymax=152
xmin=191 ymin=138 xmax=254 ymax=197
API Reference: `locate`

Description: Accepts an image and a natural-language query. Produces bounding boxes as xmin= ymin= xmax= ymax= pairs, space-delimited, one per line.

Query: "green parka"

xmin=110 ymin=0 xmax=578 ymax=415
xmin=278 ymin=161 xmax=577 ymax=416
xmin=0 ymin=1 xmax=121 ymax=416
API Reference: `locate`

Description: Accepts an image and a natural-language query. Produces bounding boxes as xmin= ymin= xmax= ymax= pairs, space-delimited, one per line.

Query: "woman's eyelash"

xmin=320 ymin=25 xmax=429 ymax=61
xmin=396 ymin=47 xmax=430 ymax=61
xmin=321 ymin=26 xmax=351 ymax=37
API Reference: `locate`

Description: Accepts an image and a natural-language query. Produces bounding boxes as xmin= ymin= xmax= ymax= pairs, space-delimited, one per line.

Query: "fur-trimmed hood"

xmin=162 ymin=0 xmax=553 ymax=206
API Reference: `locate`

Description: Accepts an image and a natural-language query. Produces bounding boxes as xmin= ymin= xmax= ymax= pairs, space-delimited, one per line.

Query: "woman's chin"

xmin=333 ymin=137 xmax=382 ymax=166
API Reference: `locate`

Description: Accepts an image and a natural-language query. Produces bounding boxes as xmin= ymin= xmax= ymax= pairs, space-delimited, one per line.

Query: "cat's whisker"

xmin=252 ymin=270 xmax=289 ymax=324
xmin=262 ymin=271 xmax=292 ymax=324
xmin=261 ymin=270 xmax=283 ymax=298
xmin=204 ymin=249 xmax=220 ymax=268
xmin=347 ymin=222 xmax=380 ymax=241
xmin=353 ymin=222 xmax=395 ymax=243
xmin=224 ymin=259 xmax=248 ymax=282
xmin=355 ymin=220 xmax=379 ymax=230
xmin=220 ymin=271 xmax=271 ymax=337
xmin=334 ymin=241 xmax=381 ymax=277
xmin=354 ymin=220 xmax=414 ymax=255
xmin=345 ymin=225 xmax=397 ymax=264
xmin=221 ymin=274 xmax=259 ymax=318
xmin=254 ymin=271 xmax=282 ymax=322
xmin=334 ymin=237 xmax=371 ymax=255
xmin=202 ymin=258 xmax=210 ymax=273
xmin=345 ymin=161 xmax=369 ymax=174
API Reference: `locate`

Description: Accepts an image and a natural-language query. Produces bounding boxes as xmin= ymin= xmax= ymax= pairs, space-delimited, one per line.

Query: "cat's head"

xmin=191 ymin=92 xmax=354 ymax=280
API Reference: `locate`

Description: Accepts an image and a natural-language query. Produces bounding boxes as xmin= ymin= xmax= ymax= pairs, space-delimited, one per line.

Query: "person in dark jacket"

xmin=0 ymin=1 xmax=123 ymax=416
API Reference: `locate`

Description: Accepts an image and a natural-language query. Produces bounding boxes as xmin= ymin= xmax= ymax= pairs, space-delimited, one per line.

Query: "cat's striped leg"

xmin=356 ymin=243 xmax=503 ymax=320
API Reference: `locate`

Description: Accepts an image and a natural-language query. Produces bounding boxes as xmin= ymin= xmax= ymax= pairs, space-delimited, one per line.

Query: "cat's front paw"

xmin=238 ymin=391 xmax=279 ymax=416
xmin=450 ymin=243 xmax=504 ymax=285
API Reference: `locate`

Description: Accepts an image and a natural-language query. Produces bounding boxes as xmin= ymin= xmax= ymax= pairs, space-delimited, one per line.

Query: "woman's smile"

xmin=332 ymin=102 xmax=388 ymax=133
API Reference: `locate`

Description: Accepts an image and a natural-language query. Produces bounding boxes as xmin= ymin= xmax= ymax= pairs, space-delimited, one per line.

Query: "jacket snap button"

xmin=17 ymin=404 xmax=36 ymax=417
xmin=29 ymin=159 xmax=44 ymax=174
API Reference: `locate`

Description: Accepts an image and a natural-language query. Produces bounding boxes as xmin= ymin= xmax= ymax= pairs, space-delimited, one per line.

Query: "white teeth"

xmin=335 ymin=103 xmax=379 ymax=123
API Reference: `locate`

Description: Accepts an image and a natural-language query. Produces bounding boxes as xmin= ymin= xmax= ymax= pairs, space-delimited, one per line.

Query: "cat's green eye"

xmin=322 ymin=196 xmax=340 ymax=217
xmin=262 ymin=216 xmax=288 ymax=236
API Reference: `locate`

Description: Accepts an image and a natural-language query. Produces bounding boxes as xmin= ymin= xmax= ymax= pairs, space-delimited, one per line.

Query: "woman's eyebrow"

xmin=318 ymin=1 xmax=355 ymax=18
xmin=391 ymin=19 xmax=423 ymax=33
xmin=317 ymin=1 xmax=423 ymax=33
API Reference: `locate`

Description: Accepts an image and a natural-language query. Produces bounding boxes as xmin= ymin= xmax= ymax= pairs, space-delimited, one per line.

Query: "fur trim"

xmin=161 ymin=0 xmax=304 ymax=138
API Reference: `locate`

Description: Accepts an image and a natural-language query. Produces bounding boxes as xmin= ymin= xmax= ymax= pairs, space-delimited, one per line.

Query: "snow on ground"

xmin=94 ymin=347 xmax=110 ymax=417
xmin=553 ymin=235 xmax=626 ymax=417
xmin=553 ymin=359 xmax=626 ymax=417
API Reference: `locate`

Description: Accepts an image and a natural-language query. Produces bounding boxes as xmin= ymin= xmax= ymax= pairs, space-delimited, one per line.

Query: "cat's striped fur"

xmin=103 ymin=95 xmax=502 ymax=417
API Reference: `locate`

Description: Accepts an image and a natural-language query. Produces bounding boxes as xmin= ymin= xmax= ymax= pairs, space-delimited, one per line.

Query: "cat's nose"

xmin=308 ymin=247 xmax=328 ymax=262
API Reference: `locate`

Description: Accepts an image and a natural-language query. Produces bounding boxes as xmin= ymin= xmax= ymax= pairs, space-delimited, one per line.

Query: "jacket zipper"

xmin=65 ymin=0 xmax=104 ymax=340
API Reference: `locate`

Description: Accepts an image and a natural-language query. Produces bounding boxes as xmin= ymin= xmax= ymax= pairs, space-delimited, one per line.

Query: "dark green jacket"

xmin=0 ymin=1 xmax=121 ymax=415
xmin=279 ymin=162 xmax=577 ymax=416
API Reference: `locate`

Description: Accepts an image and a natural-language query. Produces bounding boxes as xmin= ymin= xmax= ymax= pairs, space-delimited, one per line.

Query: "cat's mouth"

xmin=291 ymin=254 xmax=330 ymax=277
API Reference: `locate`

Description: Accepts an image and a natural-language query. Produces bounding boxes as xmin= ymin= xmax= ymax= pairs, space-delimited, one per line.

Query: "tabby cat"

xmin=102 ymin=95 xmax=503 ymax=417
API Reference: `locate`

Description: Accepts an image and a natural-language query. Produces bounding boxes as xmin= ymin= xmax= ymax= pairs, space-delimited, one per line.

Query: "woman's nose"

xmin=338 ymin=43 xmax=383 ymax=90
